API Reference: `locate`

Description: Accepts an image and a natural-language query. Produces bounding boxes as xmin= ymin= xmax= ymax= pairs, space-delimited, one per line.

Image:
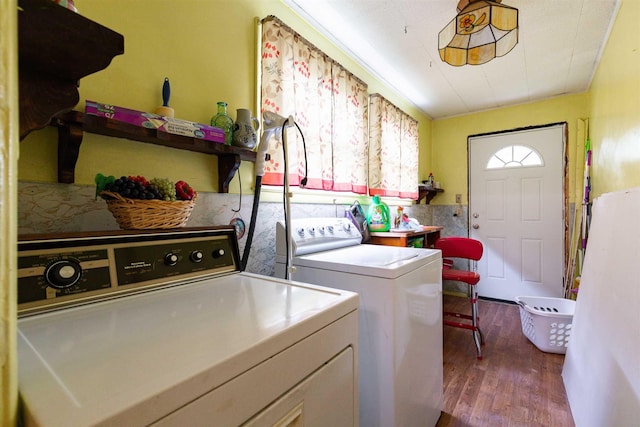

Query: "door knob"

xmin=472 ymin=224 xmax=480 ymax=229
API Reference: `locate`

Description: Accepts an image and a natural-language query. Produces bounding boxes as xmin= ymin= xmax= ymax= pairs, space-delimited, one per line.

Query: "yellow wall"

xmin=431 ymin=93 xmax=590 ymax=205
xmin=588 ymin=0 xmax=640 ymax=197
xmin=17 ymin=0 xmax=433 ymax=193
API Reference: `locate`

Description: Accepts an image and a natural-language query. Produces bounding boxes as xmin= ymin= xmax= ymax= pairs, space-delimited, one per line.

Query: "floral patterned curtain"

xmin=368 ymin=94 xmax=419 ymax=199
xmin=260 ymin=16 xmax=369 ymax=193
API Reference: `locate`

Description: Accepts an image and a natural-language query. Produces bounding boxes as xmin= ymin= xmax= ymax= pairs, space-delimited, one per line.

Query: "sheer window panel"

xmin=369 ymin=94 xmax=419 ymax=199
xmin=260 ymin=16 xmax=368 ymax=194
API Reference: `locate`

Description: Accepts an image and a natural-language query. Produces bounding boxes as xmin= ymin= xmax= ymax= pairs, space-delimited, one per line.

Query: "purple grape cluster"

xmin=104 ymin=176 xmax=161 ymax=200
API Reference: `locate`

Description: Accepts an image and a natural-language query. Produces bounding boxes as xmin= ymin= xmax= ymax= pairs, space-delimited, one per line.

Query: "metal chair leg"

xmin=470 ymin=285 xmax=484 ymax=359
xmin=473 ymin=329 xmax=483 ymax=360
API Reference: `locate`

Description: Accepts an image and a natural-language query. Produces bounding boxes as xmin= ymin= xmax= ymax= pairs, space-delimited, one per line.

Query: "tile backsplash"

xmin=18 ymin=182 xmax=467 ymax=280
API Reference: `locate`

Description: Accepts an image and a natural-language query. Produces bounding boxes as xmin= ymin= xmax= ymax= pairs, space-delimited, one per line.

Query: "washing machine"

xmin=275 ymin=218 xmax=443 ymax=427
xmin=17 ymin=227 xmax=359 ymax=427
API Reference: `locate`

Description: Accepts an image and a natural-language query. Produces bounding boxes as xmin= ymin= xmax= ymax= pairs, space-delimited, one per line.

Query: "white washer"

xmin=18 ymin=228 xmax=359 ymax=427
xmin=276 ymin=218 xmax=443 ymax=427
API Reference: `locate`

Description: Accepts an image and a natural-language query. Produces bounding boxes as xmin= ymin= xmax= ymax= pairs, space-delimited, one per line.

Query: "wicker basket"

xmin=100 ymin=191 xmax=197 ymax=229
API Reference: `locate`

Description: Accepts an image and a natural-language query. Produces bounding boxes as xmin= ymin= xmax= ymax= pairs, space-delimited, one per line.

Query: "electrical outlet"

xmin=456 ymin=194 xmax=462 ymax=204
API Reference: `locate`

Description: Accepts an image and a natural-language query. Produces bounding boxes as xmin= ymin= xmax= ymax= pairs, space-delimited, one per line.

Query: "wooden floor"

xmin=436 ymin=295 xmax=575 ymax=427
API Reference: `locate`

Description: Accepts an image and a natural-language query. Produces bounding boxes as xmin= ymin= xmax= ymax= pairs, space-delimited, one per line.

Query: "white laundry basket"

xmin=515 ymin=296 xmax=576 ymax=354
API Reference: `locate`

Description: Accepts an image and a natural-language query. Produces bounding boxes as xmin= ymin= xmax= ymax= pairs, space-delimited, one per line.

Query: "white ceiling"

xmin=282 ymin=0 xmax=621 ymax=120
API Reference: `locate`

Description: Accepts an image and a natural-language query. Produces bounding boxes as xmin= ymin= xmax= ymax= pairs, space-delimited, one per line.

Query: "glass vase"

xmin=210 ymin=101 xmax=234 ymax=145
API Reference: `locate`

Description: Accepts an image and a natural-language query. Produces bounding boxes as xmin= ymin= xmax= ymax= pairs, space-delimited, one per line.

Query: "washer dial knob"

xmin=45 ymin=259 xmax=82 ymax=289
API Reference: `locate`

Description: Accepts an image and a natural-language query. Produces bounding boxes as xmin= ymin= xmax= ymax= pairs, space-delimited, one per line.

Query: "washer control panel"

xmin=276 ymin=218 xmax=363 ymax=256
xmin=18 ymin=227 xmax=239 ymax=316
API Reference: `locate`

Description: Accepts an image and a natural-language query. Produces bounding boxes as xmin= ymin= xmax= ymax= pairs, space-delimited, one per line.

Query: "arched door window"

xmin=486 ymin=144 xmax=543 ymax=169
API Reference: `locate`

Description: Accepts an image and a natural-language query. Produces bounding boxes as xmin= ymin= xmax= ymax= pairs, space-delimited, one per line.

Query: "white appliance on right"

xmin=562 ymin=188 xmax=640 ymax=427
xmin=276 ymin=217 xmax=443 ymax=427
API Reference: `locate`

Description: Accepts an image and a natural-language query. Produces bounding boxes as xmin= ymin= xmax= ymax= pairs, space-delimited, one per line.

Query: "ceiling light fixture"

xmin=438 ymin=0 xmax=518 ymax=66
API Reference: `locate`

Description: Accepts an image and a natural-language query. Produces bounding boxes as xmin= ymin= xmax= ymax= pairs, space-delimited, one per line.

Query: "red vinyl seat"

xmin=442 ymin=268 xmax=480 ymax=284
xmin=435 ymin=236 xmax=484 ymax=360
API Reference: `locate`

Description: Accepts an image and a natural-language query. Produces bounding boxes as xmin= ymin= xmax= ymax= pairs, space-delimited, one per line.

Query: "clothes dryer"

xmin=18 ymin=227 xmax=359 ymax=426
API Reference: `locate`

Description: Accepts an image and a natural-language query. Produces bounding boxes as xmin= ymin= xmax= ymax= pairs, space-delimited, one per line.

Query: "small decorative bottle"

xmin=394 ymin=206 xmax=403 ymax=229
xmin=210 ymin=101 xmax=234 ymax=145
xmin=427 ymin=172 xmax=434 ymax=188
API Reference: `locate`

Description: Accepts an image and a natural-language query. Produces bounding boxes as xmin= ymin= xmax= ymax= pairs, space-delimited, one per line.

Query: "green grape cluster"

xmin=150 ymin=177 xmax=176 ymax=201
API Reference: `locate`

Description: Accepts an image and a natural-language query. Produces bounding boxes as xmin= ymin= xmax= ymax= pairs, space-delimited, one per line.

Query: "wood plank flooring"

xmin=436 ymin=295 xmax=575 ymax=427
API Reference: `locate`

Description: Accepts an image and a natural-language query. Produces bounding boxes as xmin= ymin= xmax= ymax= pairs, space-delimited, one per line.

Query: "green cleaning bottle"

xmin=367 ymin=195 xmax=391 ymax=232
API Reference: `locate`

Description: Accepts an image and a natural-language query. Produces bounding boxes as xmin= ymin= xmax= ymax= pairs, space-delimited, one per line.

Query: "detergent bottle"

xmin=367 ymin=195 xmax=390 ymax=232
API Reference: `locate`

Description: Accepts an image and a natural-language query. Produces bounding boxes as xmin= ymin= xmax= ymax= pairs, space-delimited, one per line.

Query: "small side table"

xmin=369 ymin=226 xmax=443 ymax=248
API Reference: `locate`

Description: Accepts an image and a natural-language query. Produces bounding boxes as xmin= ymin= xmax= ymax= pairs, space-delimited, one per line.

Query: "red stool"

xmin=435 ymin=237 xmax=485 ymax=360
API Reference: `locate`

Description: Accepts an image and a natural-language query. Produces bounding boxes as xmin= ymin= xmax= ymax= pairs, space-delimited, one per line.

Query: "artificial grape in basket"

xmin=101 ymin=176 xmax=156 ymax=200
xmin=95 ymin=174 xmax=195 ymax=201
xmin=150 ymin=177 xmax=177 ymax=201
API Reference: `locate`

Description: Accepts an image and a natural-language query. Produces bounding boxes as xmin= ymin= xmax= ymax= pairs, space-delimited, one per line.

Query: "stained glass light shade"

xmin=438 ymin=0 xmax=518 ymax=66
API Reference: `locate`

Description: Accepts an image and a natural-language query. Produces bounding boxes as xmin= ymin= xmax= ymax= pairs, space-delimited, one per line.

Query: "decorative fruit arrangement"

xmin=95 ymin=173 xmax=195 ymax=201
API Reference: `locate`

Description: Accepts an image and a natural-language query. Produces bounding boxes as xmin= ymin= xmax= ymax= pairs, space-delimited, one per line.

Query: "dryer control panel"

xmin=17 ymin=227 xmax=239 ymax=316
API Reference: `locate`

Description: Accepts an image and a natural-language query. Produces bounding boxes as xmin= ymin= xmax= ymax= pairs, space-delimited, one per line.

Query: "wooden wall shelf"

xmin=18 ymin=0 xmax=124 ymax=139
xmin=417 ymin=187 xmax=443 ymax=204
xmin=52 ymin=111 xmax=257 ymax=193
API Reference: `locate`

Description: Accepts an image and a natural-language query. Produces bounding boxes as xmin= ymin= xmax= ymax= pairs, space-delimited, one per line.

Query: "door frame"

xmin=466 ymin=122 xmax=570 ymax=296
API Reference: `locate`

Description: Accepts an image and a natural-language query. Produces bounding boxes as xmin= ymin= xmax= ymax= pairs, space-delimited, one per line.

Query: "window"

xmin=486 ymin=145 xmax=543 ymax=169
xmin=259 ymin=16 xmax=419 ymax=199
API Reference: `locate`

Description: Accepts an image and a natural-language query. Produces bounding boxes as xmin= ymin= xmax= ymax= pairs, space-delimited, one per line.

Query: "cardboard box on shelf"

xmin=85 ymin=100 xmax=225 ymax=144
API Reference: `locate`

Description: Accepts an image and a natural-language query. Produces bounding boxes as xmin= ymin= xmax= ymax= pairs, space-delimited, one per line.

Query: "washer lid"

xmin=291 ymin=244 xmax=441 ymax=278
xmin=18 ymin=273 xmax=358 ymax=427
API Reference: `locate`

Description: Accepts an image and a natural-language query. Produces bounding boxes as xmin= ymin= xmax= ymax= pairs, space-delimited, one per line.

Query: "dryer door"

xmin=243 ymin=347 xmax=355 ymax=427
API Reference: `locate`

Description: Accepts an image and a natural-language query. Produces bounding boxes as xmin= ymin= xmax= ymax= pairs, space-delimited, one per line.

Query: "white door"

xmin=469 ymin=124 xmax=565 ymax=301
